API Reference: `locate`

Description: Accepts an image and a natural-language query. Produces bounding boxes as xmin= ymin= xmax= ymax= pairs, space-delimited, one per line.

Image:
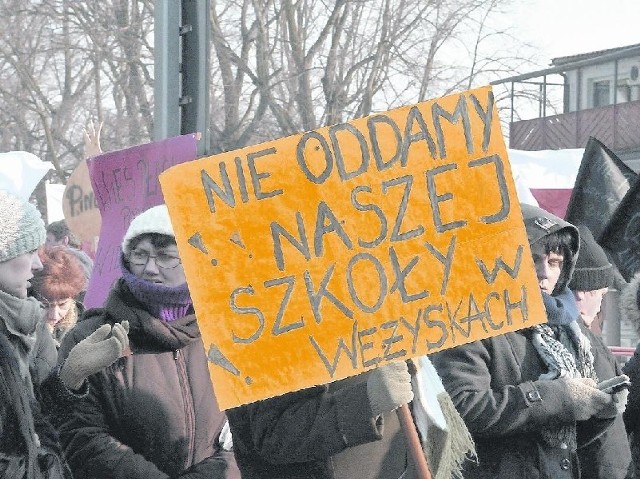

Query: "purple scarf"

xmin=120 ymin=255 xmax=192 ymax=321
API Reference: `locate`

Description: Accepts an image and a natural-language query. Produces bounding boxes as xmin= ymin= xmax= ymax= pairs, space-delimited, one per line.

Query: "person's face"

xmin=531 ymin=242 xmax=564 ymax=294
xmin=127 ymin=238 xmax=186 ymax=287
xmin=573 ymin=288 xmax=608 ymax=328
xmin=44 ymin=298 xmax=74 ymax=326
xmin=0 ymin=250 xmax=43 ymax=298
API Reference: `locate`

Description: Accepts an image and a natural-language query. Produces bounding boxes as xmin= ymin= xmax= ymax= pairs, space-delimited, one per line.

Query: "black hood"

xmin=520 ymin=203 xmax=580 ymax=294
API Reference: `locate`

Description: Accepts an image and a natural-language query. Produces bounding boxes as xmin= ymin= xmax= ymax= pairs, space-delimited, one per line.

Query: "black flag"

xmin=600 ymin=177 xmax=640 ymax=282
xmin=564 ymin=137 xmax=637 ymax=240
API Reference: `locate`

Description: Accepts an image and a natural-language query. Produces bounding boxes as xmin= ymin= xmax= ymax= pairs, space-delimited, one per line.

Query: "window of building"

xmin=592 ymin=80 xmax=611 ymax=108
xmin=617 ymin=82 xmax=632 ymax=103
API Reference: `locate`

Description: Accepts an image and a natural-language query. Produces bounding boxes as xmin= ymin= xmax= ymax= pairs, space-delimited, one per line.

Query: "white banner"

xmin=0 ymin=151 xmax=53 ymax=199
xmin=508 ymin=148 xmax=584 ymax=189
xmin=45 ymin=183 xmax=66 ymax=222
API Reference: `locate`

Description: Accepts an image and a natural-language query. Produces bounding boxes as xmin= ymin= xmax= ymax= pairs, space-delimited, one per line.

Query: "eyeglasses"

xmin=129 ymin=249 xmax=182 ymax=269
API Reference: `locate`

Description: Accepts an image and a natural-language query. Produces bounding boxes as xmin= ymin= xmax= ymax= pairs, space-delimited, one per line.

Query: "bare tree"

xmin=0 ymin=0 xmax=536 ymax=186
xmin=57 ymin=1 xmax=155 ymax=152
xmin=208 ymin=0 xmax=537 ymax=152
xmin=0 ymin=0 xmax=154 ymax=177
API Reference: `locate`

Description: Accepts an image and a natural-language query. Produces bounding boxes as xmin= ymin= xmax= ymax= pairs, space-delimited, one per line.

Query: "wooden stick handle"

xmin=397 ymin=404 xmax=432 ymax=479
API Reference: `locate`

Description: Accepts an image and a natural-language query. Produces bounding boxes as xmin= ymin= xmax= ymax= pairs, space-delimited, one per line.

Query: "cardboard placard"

xmin=160 ymin=86 xmax=546 ymax=410
xmin=83 ymin=134 xmax=198 ymax=308
xmin=63 ymin=159 xmax=102 ymax=242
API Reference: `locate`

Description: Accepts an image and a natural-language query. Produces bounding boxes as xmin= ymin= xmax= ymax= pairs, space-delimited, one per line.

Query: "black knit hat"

xmin=568 ymin=225 xmax=614 ymax=291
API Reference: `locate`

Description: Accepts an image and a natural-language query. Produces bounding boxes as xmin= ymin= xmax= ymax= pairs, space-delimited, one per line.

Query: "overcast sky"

xmin=510 ymin=0 xmax=640 ymax=63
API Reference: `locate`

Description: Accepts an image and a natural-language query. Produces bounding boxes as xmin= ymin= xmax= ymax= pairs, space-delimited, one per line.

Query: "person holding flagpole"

xmin=227 ymin=350 xmax=475 ymax=477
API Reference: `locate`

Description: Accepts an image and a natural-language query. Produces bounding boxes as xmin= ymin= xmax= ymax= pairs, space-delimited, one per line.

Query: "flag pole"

xmin=397 ymin=404 xmax=432 ymax=479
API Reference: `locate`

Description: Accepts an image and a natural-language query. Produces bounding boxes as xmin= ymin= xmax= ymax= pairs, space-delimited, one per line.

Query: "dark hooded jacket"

xmin=578 ymin=321 xmax=633 ymax=479
xmin=52 ymin=279 xmax=239 ymax=479
xmin=0 ymin=326 xmax=73 ymax=479
xmin=431 ymin=203 xmax=617 ymax=479
xmin=227 ymin=370 xmax=416 ymax=479
xmin=621 ymin=273 xmax=640 ymax=477
xmin=519 ymin=203 xmax=579 ymax=294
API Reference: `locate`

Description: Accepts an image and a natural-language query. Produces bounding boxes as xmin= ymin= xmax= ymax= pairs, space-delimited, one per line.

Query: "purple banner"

xmin=83 ymin=134 xmax=198 ymax=308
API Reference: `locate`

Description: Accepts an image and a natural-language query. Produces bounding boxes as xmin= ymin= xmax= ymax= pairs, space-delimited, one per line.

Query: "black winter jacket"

xmin=579 ymin=324 xmax=633 ymax=479
xmin=431 ymin=322 xmax=620 ymax=479
xmin=228 ymin=371 xmax=416 ymax=479
xmin=0 ymin=325 xmax=72 ymax=479
xmin=53 ymin=279 xmax=239 ymax=479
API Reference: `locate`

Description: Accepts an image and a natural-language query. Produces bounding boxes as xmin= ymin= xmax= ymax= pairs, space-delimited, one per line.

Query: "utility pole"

xmin=154 ymin=0 xmax=210 ymax=157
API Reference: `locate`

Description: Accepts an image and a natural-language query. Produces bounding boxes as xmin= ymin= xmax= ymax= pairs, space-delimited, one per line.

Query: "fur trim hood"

xmin=621 ymin=273 xmax=640 ymax=335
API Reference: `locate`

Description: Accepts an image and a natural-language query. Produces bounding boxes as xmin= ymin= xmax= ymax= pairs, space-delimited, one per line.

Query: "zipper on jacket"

xmin=174 ymin=349 xmax=196 ymax=468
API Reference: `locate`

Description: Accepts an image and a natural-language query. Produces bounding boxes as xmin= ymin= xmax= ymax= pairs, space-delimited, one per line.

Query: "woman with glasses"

xmin=53 ymin=205 xmax=239 ymax=479
xmin=30 ymin=246 xmax=86 ymax=347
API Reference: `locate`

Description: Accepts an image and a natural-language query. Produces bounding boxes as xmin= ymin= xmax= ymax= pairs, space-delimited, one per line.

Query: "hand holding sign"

xmin=367 ymin=361 xmax=414 ymax=416
xmin=83 ymin=120 xmax=103 ymax=159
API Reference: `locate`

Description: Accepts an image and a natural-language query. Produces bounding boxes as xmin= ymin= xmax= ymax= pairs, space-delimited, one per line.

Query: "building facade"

xmin=495 ymin=45 xmax=640 ymax=351
xmin=495 ymin=43 xmax=640 ymax=170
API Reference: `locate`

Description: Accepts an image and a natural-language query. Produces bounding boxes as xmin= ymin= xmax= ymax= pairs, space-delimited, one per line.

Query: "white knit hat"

xmin=121 ymin=205 xmax=174 ymax=255
xmin=0 ymin=190 xmax=46 ymax=262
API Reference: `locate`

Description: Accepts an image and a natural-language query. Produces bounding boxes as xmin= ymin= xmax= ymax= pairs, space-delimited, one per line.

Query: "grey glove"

xmin=596 ymin=386 xmax=629 ymax=419
xmin=60 ymin=321 xmax=130 ymax=390
xmin=367 ymin=361 xmax=414 ymax=417
xmin=564 ymin=377 xmax=616 ymax=421
xmin=614 ymin=387 xmax=629 ymax=414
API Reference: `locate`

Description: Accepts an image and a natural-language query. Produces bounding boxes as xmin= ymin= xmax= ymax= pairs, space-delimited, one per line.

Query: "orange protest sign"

xmin=159 ymin=86 xmax=546 ymax=410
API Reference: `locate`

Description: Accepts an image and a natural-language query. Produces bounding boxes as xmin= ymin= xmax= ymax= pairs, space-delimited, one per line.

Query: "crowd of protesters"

xmin=5 ymin=148 xmax=640 ymax=479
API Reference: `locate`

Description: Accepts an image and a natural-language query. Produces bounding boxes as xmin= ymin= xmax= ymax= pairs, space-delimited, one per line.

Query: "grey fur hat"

xmin=0 ymin=190 xmax=46 ymax=262
xmin=621 ymin=273 xmax=640 ymax=336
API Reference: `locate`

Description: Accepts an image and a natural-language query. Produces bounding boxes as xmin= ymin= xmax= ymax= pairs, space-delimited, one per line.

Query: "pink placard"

xmin=83 ymin=134 xmax=198 ymax=308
